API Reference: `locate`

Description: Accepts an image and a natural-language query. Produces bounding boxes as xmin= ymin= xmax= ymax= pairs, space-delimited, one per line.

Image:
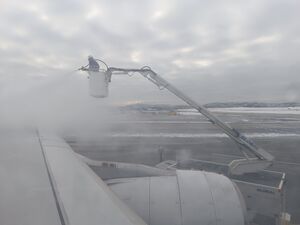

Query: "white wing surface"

xmin=0 ymin=130 xmax=147 ymax=225
xmin=39 ymin=133 xmax=147 ymax=225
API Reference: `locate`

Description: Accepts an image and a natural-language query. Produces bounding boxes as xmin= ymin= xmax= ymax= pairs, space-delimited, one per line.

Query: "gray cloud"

xmin=0 ymin=0 xmax=300 ymax=104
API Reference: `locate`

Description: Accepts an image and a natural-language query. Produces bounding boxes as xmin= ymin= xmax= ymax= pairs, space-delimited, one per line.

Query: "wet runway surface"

xmin=67 ymin=111 xmax=300 ymax=223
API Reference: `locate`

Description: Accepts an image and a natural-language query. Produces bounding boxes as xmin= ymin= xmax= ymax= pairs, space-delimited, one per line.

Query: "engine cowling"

xmin=107 ymin=170 xmax=247 ymax=225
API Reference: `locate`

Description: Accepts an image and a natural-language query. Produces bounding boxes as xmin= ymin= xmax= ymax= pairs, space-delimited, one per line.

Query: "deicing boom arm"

xmin=107 ymin=67 xmax=274 ymax=171
xmin=80 ymin=57 xmax=274 ymax=174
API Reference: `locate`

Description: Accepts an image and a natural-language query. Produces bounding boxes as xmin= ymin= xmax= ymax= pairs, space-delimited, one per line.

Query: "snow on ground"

xmin=177 ymin=107 xmax=300 ymax=115
xmin=108 ymin=132 xmax=300 ymax=138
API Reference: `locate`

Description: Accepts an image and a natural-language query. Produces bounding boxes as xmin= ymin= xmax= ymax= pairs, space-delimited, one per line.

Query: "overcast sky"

xmin=0 ymin=0 xmax=300 ymax=104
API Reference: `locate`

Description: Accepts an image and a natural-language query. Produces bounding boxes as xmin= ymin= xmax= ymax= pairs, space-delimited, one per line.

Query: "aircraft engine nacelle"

xmin=108 ymin=170 xmax=247 ymax=225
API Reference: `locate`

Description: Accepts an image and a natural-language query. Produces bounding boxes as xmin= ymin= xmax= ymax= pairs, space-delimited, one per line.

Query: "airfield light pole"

xmin=79 ymin=56 xmax=274 ymax=175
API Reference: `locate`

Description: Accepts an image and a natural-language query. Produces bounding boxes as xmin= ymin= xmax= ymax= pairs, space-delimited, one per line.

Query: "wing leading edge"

xmin=38 ymin=133 xmax=147 ymax=225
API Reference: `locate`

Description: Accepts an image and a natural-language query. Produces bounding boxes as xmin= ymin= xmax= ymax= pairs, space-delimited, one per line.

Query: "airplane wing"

xmin=0 ymin=130 xmax=147 ymax=225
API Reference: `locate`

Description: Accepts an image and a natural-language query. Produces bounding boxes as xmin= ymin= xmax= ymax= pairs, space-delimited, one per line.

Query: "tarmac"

xmin=67 ymin=110 xmax=300 ymax=224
